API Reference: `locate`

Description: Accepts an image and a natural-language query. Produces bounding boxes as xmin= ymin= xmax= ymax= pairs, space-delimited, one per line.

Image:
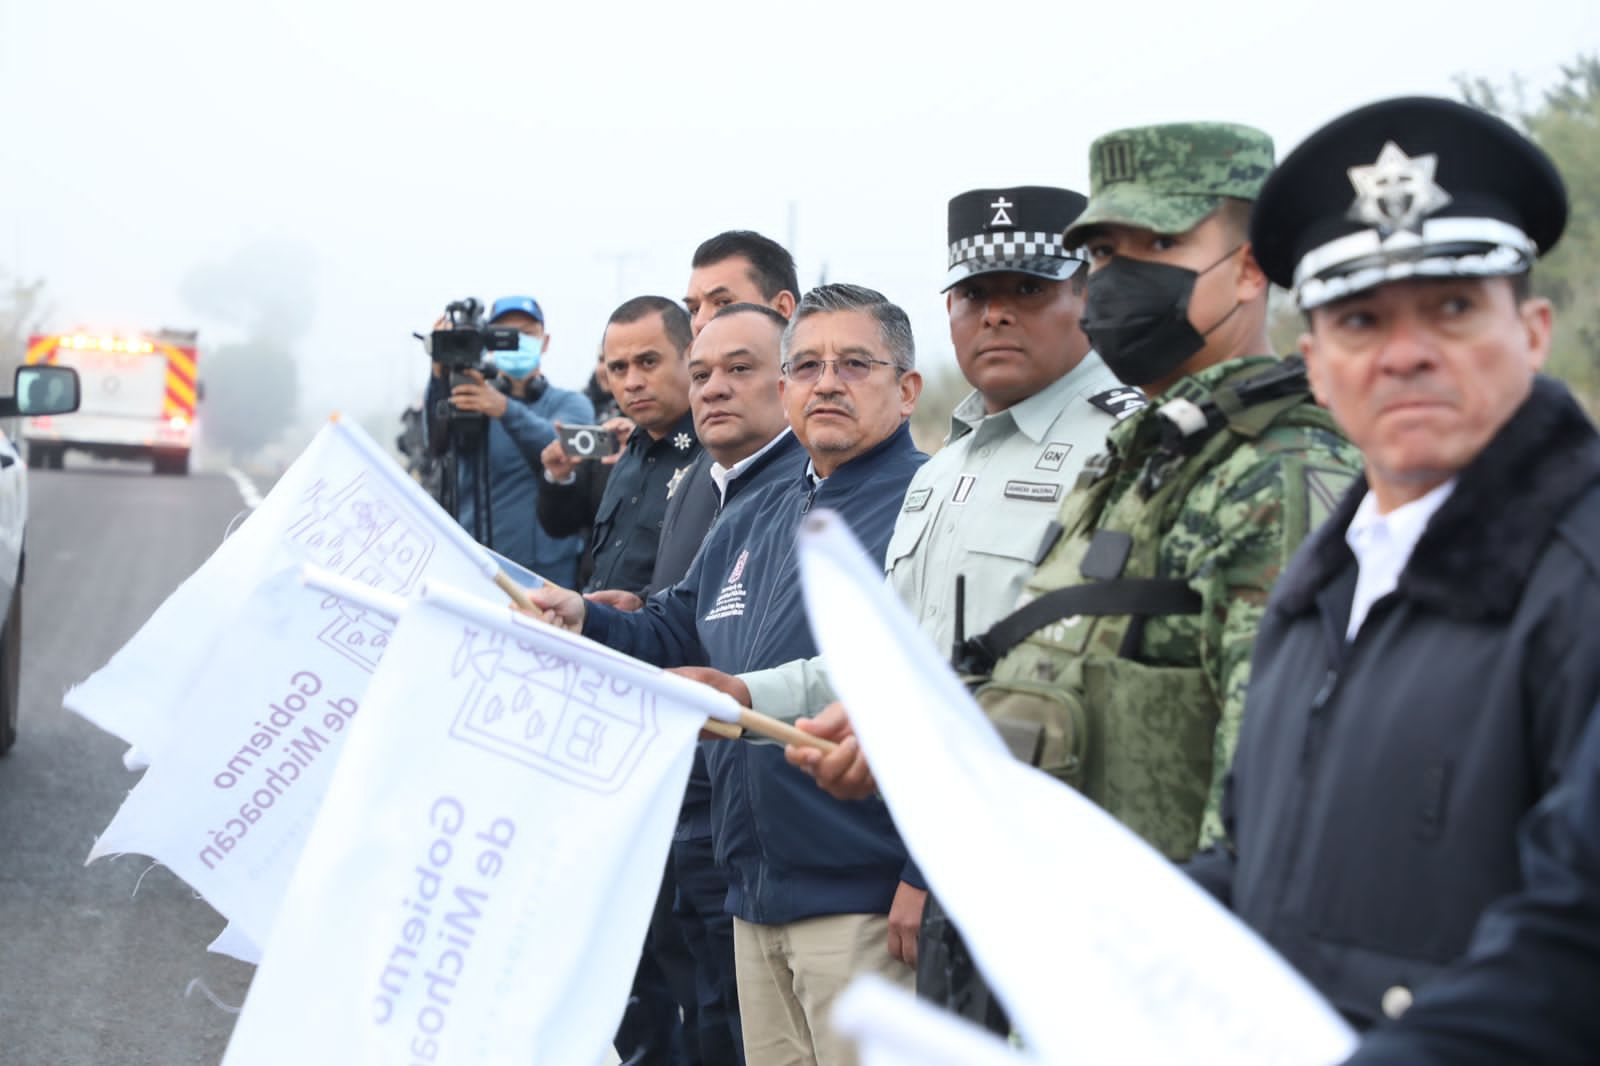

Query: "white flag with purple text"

xmin=796 ymin=510 xmax=1357 ymax=1066
xmin=88 ymin=567 xmax=405 ymax=959
xmin=221 ymin=581 xmax=721 ymax=1066
xmin=65 ymin=416 xmax=507 ymax=764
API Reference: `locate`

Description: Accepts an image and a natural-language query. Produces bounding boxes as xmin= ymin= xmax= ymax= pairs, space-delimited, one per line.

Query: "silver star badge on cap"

xmin=1346 ymin=142 xmax=1452 ymax=236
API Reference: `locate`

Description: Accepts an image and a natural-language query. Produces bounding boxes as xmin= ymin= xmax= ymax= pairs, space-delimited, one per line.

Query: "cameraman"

xmin=424 ymin=295 xmax=594 ymax=588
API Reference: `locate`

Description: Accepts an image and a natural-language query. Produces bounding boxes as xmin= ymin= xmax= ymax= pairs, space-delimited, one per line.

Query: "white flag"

xmin=833 ymin=976 xmax=1027 ymax=1066
xmin=87 ymin=567 xmax=406 ymax=957
xmin=66 ymin=416 xmax=504 ymax=762
xmin=796 ymin=510 xmax=1357 ymax=1066
xmin=222 ymin=581 xmax=723 ymax=1066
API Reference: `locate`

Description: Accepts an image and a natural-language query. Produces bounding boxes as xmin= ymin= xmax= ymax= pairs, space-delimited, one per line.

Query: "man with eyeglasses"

xmin=525 ymin=283 xmax=926 ymax=1066
xmin=679 ymin=187 xmax=1141 ymax=1030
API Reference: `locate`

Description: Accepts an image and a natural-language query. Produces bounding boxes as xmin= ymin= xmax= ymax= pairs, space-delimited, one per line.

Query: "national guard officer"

xmin=791 ymin=124 xmax=1360 ymax=942
xmin=1187 ymin=96 xmax=1600 ymax=1033
xmin=884 ymin=187 xmax=1143 ymax=660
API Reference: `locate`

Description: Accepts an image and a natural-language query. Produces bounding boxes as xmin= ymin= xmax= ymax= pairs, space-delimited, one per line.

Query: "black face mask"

xmin=1081 ymin=247 xmax=1242 ymax=388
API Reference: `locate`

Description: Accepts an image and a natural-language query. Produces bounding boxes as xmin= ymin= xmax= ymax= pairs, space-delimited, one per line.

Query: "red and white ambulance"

xmin=22 ymin=329 xmax=199 ymax=475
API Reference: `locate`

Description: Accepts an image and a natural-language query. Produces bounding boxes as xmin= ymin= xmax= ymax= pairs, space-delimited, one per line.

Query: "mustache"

xmin=805 ymin=396 xmax=856 ymax=418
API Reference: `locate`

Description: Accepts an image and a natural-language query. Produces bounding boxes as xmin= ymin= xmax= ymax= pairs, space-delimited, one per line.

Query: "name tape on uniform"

xmin=1003 ymin=480 xmax=1062 ymax=503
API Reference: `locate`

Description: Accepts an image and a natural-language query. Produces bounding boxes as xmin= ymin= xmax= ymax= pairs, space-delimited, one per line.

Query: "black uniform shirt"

xmin=584 ymin=409 xmax=701 ymax=594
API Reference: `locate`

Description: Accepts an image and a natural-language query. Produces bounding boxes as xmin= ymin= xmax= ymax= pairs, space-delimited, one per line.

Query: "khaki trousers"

xmin=732 ymin=912 xmax=914 ymax=1066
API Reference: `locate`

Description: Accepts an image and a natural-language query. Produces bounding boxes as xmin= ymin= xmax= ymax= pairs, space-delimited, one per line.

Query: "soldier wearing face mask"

xmin=424 ymin=294 xmax=596 ymax=586
xmin=959 ymin=124 xmax=1362 ymax=864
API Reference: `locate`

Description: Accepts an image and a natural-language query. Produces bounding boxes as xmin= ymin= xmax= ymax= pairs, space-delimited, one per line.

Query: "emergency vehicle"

xmin=22 ymin=330 xmax=199 ymax=475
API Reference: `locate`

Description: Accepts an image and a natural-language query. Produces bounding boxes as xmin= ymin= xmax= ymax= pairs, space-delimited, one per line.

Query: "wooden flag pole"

xmin=493 ymin=570 xmax=539 ymax=613
xmin=492 ymin=572 xmax=834 ymax=752
xmin=737 ymin=709 xmax=839 ymax=753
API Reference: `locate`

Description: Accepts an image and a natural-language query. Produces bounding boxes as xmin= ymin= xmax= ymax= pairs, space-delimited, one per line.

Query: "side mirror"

xmin=10 ymin=365 xmax=82 ymax=417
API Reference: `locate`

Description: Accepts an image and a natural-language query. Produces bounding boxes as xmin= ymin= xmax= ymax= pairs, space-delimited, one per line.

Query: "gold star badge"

xmin=1346 ymin=141 xmax=1452 ymax=236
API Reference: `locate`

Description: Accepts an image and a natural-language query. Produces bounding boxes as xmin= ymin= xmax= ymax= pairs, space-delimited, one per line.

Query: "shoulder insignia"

xmin=1303 ymin=466 xmax=1357 ymax=531
xmin=1088 ymin=387 xmax=1147 ymax=421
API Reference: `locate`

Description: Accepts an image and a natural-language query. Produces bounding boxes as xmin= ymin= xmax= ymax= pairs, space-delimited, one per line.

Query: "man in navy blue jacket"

xmin=529 ymin=284 xmax=926 ymax=1066
xmin=594 ymin=296 xmax=805 ymax=1066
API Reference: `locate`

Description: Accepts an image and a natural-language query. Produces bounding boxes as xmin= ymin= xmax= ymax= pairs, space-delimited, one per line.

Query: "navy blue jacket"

xmin=645 ymin=432 xmax=809 ymax=844
xmin=1345 ymin=701 xmax=1600 ymax=1065
xmin=585 ymin=421 xmax=927 ymax=923
xmin=425 ymin=375 xmax=593 ymax=587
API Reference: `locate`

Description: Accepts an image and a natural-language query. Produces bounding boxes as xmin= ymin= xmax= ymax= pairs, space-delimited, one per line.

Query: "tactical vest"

xmin=966 ymin=360 xmax=1343 ymax=861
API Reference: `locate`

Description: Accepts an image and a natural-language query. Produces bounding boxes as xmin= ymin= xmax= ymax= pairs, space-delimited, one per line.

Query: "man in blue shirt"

xmin=425 ymin=294 xmax=593 ymax=587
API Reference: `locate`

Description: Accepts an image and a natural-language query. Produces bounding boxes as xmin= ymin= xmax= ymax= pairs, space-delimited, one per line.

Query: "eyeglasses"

xmin=780 ymin=356 xmax=897 ymax=384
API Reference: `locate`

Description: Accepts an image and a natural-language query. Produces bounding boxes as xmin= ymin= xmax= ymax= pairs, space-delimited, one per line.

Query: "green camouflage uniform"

xmin=975 ymin=124 xmax=1362 ymax=860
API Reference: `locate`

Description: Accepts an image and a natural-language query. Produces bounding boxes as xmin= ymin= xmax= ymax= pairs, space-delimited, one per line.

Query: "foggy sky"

xmin=2 ymin=0 xmax=1594 ymax=451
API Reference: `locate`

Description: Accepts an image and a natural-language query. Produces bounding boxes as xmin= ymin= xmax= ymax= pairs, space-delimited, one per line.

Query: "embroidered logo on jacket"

xmin=705 ymin=549 xmax=749 ymax=622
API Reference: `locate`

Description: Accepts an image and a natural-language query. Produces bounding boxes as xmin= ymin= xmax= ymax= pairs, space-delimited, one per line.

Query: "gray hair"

xmin=780 ymin=283 xmax=915 ymax=373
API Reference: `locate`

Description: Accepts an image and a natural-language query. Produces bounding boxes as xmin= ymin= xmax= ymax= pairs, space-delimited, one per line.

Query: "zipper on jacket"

xmin=736 ymin=491 xmax=809 ymax=919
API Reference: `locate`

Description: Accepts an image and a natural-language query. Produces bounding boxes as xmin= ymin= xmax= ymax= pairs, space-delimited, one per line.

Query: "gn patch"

xmin=1003 ymin=480 xmax=1061 ymax=503
xmin=903 ymin=487 xmax=932 ymax=512
xmin=1036 ymin=441 xmax=1072 ymax=472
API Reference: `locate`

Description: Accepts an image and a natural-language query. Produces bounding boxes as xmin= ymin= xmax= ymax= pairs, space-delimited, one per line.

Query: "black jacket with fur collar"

xmin=1187 ymin=375 xmax=1600 ymax=1030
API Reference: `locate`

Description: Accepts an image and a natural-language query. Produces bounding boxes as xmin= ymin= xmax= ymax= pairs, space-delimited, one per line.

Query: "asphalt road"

xmin=0 ymin=462 xmax=259 ymax=1065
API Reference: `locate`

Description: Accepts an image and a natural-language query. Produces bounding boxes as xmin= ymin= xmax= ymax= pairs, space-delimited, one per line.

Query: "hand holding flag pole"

xmin=300 ymin=560 xmax=833 ymax=752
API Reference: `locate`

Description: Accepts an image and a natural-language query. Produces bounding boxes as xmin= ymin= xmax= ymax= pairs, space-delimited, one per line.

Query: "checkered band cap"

xmin=947 ymin=230 xmax=1066 ymax=270
xmin=942 ymin=186 xmax=1088 ymax=290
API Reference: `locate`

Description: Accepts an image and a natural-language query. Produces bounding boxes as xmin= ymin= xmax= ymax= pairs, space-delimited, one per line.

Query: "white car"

xmin=0 ymin=364 xmax=80 ymax=753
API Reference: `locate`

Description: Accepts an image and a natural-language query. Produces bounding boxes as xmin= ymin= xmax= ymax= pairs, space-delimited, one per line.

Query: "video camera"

xmin=427 ymin=298 xmax=520 ymax=372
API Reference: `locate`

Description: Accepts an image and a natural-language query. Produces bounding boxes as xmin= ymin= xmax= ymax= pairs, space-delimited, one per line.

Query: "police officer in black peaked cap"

xmin=1187 ymin=96 xmax=1600 ymax=1036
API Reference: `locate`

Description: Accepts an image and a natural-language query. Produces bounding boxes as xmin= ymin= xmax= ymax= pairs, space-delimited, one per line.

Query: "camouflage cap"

xmin=1062 ymin=123 xmax=1275 ymax=247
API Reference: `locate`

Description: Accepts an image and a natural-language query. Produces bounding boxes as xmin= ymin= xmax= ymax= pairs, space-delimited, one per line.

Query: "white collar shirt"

xmin=1344 ymin=477 xmax=1457 ymax=641
xmin=709 ymin=428 xmax=792 ymax=505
